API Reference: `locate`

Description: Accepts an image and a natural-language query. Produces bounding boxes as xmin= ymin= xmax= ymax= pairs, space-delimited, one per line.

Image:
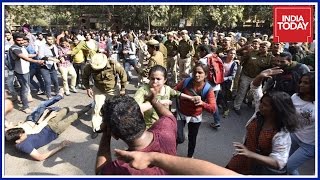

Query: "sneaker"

xmin=91 ymin=131 xmax=99 ymax=139
xmin=76 ymin=84 xmax=81 ymax=89
xmin=233 ymin=108 xmax=241 ymax=115
xmin=70 ymin=87 xmax=78 ymax=93
xmin=22 ymin=108 xmax=32 ymax=114
xmin=37 ymin=90 xmax=45 ymax=95
xmin=223 ymin=109 xmax=230 ymax=118
xmin=58 ymin=88 xmax=65 ymax=97
xmin=65 ymin=91 xmax=71 ymax=96
xmin=210 ymin=122 xmax=221 ymax=129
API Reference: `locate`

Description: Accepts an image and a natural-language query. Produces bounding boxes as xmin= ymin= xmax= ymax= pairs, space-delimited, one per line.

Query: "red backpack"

xmin=207 ymin=53 xmax=224 ymax=85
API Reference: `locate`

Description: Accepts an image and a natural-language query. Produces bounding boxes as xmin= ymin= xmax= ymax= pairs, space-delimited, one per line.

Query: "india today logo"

xmin=273 ymin=6 xmax=314 ymax=42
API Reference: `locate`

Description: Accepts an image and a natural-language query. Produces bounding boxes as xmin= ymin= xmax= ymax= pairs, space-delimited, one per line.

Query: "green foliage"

xmin=5 ymin=5 xmax=273 ymax=30
xmin=206 ymin=5 xmax=244 ymax=28
xmin=33 ymin=18 xmax=49 ymax=26
xmin=243 ymin=5 xmax=272 ymax=21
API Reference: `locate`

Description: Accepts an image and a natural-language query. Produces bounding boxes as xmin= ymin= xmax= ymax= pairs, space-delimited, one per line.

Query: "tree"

xmin=5 ymin=5 xmax=274 ymax=31
xmin=205 ymin=5 xmax=244 ymax=29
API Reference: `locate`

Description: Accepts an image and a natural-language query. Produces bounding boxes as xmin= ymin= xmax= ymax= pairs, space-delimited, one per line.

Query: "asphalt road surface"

xmin=3 ymin=71 xmax=315 ymax=176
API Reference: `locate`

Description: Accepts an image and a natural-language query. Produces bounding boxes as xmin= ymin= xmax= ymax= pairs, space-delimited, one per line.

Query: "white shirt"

xmin=291 ymin=93 xmax=315 ymax=145
xmin=34 ymin=39 xmax=46 ymax=53
xmin=223 ymin=61 xmax=234 ymax=77
xmin=246 ymin=83 xmax=292 ymax=170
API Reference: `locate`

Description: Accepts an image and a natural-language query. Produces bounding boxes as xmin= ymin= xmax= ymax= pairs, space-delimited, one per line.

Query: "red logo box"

xmin=273 ymin=6 xmax=314 ymax=42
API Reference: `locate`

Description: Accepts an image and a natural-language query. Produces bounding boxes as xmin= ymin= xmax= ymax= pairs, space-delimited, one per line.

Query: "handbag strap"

xmin=175 ymin=92 xmax=183 ymax=120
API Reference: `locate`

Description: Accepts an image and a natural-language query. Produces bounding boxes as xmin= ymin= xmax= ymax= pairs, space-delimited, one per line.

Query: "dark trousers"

xmin=218 ymin=81 xmax=233 ymax=111
xmin=177 ymin=120 xmax=202 ymax=157
xmin=40 ymin=67 xmax=59 ymax=98
xmin=30 ymin=67 xmax=45 ymax=92
xmin=73 ymin=63 xmax=85 ymax=85
xmin=15 ymin=72 xmax=30 ymax=109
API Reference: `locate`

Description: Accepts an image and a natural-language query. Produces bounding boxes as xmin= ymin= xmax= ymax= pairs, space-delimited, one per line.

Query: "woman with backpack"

xmin=226 ymin=67 xmax=299 ymax=175
xmin=287 ymin=72 xmax=315 ymax=175
xmin=174 ymin=63 xmax=217 ymax=158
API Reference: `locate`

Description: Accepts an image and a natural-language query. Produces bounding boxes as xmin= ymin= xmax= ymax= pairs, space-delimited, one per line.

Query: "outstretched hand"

xmin=232 ymin=142 xmax=253 ymax=158
xmin=259 ymin=67 xmax=284 ymax=79
xmin=114 ymin=149 xmax=153 ymax=170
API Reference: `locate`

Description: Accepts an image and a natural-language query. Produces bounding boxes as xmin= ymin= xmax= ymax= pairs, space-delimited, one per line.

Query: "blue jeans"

xmin=30 ymin=67 xmax=45 ymax=92
xmin=287 ymin=133 xmax=315 ymax=175
xmin=213 ymin=90 xmax=221 ymax=124
xmin=40 ymin=67 xmax=59 ymax=98
xmin=6 ymin=70 xmax=18 ymax=97
xmin=26 ymin=95 xmax=63 ymax=122
xmin=123 ymin=58 xmax=137 ymax=79
xmin=15 ymin=72 xmax=30 ymax=109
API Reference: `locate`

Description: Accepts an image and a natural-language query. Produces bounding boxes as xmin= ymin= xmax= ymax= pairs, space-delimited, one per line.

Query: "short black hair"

xmin=227 ymin=48 xmax=236 ymax=54
xmin=154 ymin=35 xmax=163 ymax=42
xmin=36 ymin=32 xmax=43 ymax=36
xmin=101 ymin=95 xmax=146 ymax=143
xmin=12 ymin=32 xmax=25 ymax=40
xmin=5 ymin=128 xmax=25 ymax=143
xmin=279 ymin=52 xmax=292 ymax=61
xmin=197 ymin=44 xmax=212 ymax=55
xmin=23 ymin=36 xmax=30 ymax=41
xmin=46 ymin=33 xmax=55 ymax=38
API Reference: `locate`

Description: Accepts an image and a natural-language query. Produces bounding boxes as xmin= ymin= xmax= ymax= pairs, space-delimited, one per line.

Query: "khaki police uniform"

xmin=234 ymin=51 xmax=272 ymax=111
xmin=178 ymin=38 xmax=194 ymax=79
xmin=82 ymin=54 xmax=127 ymax=132
xmin=159 ymin=43 xmax=167 ymax=67
xmin=165 ymin=38 xmax=179 ymax=83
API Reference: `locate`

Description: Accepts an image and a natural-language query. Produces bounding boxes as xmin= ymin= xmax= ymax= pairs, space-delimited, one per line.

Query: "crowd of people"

xmin=4 ymin=25 xmax=315 ymax=175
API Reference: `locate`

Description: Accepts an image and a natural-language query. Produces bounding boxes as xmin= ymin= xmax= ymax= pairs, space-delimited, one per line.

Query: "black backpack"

xmin=5 ymin=46 xmax=19 ymax=71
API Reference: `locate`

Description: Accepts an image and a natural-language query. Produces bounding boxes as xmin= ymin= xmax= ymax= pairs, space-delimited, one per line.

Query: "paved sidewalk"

xmin=3 ymin=73 xmax=315 ymax=176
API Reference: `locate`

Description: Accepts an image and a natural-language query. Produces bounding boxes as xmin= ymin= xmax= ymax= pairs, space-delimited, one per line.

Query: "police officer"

xmin=140 ymin=39 xmax=164 ymax=78
xmin=233 ymin=41 xmax=272 ymax=115
xmin=177 ymin=30 xmax=194 ymax=80
xmin=164 ymin=32 xmax=179 ymax=84
xmin=154 ymin=35 xmax=168 ymax=68
xmin=82 ymin=53 xmax=127 ymax=138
